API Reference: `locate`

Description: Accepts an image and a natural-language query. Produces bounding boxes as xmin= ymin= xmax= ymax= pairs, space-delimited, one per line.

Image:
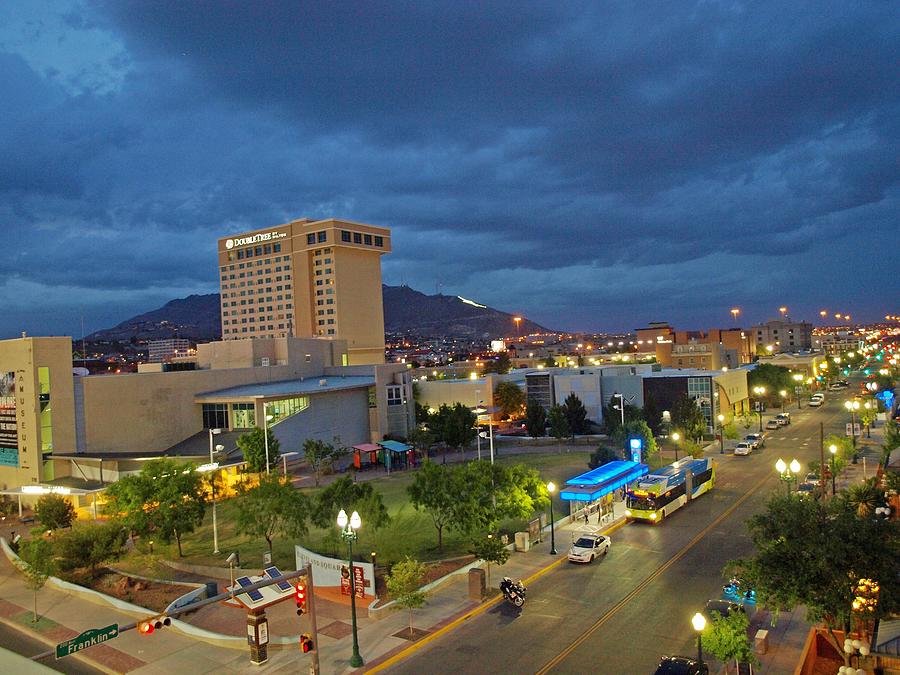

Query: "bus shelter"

xmin=560 ymin=460 xmax=649 ymax=521
xmin=351 ymin=443 xmax=380 ymax=470
xmin=378 ymin=440 xmax=413 ymax=472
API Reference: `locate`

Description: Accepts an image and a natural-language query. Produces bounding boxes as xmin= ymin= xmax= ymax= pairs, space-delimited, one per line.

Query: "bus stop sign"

xmin=629 ymin=438 xmax=643 ymax=463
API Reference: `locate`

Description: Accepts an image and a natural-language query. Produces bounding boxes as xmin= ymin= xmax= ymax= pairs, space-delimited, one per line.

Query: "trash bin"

xmin=514 ymin=531 xmax=530 ymax=552
xmin=468 ymin=568 xmax=485 ymax=600
xmin=754 ymin=629 xmax=769 ymax=655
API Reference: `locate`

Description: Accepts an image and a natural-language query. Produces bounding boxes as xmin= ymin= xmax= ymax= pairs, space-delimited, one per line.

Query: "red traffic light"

xmin=138 ymin=616 xmax=171 ymax=635
xmin=295 ymin=582 xmax=307 ymax=615
xmin=138 ymin=621 xmax=154 ymax=635
xmin=299 ymin=633 xmax=314 ymax=653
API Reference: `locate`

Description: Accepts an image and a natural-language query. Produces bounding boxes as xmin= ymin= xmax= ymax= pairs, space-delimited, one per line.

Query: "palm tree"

xmin=845 ymin=481 xmax=881 ymax=517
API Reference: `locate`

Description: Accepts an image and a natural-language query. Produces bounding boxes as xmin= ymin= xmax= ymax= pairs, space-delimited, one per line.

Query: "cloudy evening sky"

xmin=2 ymin=1 xmax=898 ymax=338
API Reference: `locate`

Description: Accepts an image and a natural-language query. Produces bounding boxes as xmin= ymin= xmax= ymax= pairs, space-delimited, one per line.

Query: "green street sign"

xmin=56 ymin=623 xmax=119 ymax=659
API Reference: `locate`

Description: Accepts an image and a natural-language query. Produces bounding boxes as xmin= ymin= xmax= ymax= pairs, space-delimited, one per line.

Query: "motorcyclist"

xmin=500 ymin=576 xmax=526 ymax=605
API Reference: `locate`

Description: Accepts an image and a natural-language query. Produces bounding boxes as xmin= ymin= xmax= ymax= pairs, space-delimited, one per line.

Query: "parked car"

xmin=829 ymin=383 xmax=843 ymax=391
xmin=805 ymin=472 xmax=820 ymax=483
xmin=811 ymin=393 xmax=825 ymax=401
xmin=734 ymin=442 xmax=753 ymax=456
xmin=567 ymin=534 xmax=610 ymax=563
xmin=797 ymin=481 xmax=818 ymax=499
xmin=808 ymin=398 xmax=823 ymax=407
xmin=778 ymin=412 xmax=791 ymax=424
xmin=654 ymin=656 xmax=709 ymax=675
xmin=745 ymin=433 xmax=765 ymax=448
xmin=766 ymin=419 xmax=780 ymax=430
xmin=704 ymin=599 xmax=746 ymax=620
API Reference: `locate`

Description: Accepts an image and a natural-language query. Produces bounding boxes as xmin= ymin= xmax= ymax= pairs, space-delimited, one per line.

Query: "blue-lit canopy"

xmin=560 ymin=460 xmax=649 ymax=502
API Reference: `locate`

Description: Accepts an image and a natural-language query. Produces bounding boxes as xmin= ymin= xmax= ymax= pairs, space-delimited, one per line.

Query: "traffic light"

xmin=295 ymin=582 xmax=307 ymax=615
xmin=138 ymin=615 xmax=171 ymax=635
xmin=299 ymin=633 xmax=315 ymax=653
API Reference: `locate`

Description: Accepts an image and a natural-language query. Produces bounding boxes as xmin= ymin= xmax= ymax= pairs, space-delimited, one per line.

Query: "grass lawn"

xmin=120 ymin=451 xmax=595 ymax=571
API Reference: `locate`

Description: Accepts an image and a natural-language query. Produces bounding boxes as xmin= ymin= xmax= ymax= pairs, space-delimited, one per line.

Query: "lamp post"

xmin=547 ymin=482 xmax=557 ymax=555
xmin=793 ymin=373 xmax=804 ymax=409
xmin=672 ymin=431 xmax=680 ymax=461
xmin=691 ymin=612 xmax=706 ymax=668
xmin=337 ymin=509 xmax=364 ymax=668
xmin=207 ymin=428 xmax=224 ymax=555
xmin=717 ymin=414 xmax=725 ymax=454
xmin=775 ymin=458 xmax=800 ymax=496
xmin=262 ymin=411 xmax=274 ymax=475
xmin=613 ymin=393 xmax=626 ymax=428
xmin=844 ymin=400 xmax=860 ymax=450
xmin=753 ymin=386 xmax=766 ymax=432
xmin=829 ymin=444 xmax=837 ymax=496
xmin=779 ymin=390 xmax=787 ymax=414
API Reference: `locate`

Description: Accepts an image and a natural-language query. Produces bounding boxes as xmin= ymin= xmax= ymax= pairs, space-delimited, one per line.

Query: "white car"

xmin=808 ymin=398 xmax=823 ymax=407
xmin=567 ymin=534 xmax=611 ymax=563
xmin=734 ymin=442 xmax=753 ymax=456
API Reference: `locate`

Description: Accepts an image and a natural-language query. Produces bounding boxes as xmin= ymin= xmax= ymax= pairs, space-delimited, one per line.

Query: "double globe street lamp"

xmin=337 ymin=509 xmax=364 ymax=668
xmin=775 ymin=458 xmax=801 ymax=496
xmin=753 ymin=386 xmax=766 ymax=432
xmin=845 ymin=400 xmax=860 ymax=451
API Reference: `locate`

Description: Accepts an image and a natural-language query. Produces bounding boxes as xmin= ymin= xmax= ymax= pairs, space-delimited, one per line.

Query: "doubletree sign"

xmin=56 ymin=624 xmax=119 ymax=659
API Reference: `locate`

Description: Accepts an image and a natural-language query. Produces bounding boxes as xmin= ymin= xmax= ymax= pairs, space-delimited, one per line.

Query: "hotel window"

xmin=307 ymin=233 xmax=316 ymax=244
xmin=341 ymin=231 xmax=351 ymax=242
xmin=353 ymin=232 xmax=362 ymax=243
xmin=316 ymin=290 xmax=323 ymax=296
xmin=327 ymin=329 xmax=335 ymax=335
xmin=246 ymin=248 xmax=253 ymax=258
xmin=324 ymin=268 xmax=332 ymax=275
xmin=237 ymin=250 xmax=244 ymax=259
xmin=316 ymin=280 xmax=323 ymax=286
xmin=318 ymin=320 xmax=325 ymax=326
xmin=364 ymin=234 xmax=372 ymax=245
xmin=327 ymin=319 xmax=335 ymax=325
xmin=387 ymin=385 xmax=403 ymax=406
xmin=324 ymin=258 xmax=332 ymax=264
xmin=255 ymin=246 xmax=262 ymax=256
xmin=202 ymin=403 xmax=229 ymax=429
xmin=326 ymin=299 xmax=333 ymax=305
xmin=317 ymin=300 xmax=324 ymax=306
xmin=317 ymin=231 xmax=327 ymax=243
xmin=326 ymin=309 xmax=334 ymax=315
xmin=315 ymin=270 xmax=322 ymax=276
xmin=324 ymin=248 xmax=331 ymax=253
xmin=273 ymin=243 xmax=281 ymax=252
xmin=374 ymin=236 xmax=383 ymax=247
xmin=263 ymin=244 xmax=271 ymax=254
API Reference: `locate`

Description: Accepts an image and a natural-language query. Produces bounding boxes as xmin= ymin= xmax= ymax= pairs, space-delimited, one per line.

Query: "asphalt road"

xmin=388 ymin=396 xmax=852 ymax=675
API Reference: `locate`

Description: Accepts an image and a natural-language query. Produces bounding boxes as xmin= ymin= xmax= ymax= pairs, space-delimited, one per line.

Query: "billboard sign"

xmin=0 ymin=372 xmax=17 ymax=467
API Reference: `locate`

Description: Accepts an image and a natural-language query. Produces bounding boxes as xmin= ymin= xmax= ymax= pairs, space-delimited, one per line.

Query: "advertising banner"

xmin=0 ymin=372 xmax=17 ymax=467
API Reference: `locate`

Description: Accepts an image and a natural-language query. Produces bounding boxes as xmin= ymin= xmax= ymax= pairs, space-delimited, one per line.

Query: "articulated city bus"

xmin=625 ymin=457 xmax=715 ymax=522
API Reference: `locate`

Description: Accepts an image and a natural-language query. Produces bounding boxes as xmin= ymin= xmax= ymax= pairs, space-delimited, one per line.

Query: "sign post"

xmin=56 ymin=624 xmax=119 ymax=660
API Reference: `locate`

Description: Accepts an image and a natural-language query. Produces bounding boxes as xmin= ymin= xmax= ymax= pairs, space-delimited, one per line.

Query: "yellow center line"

xmin=534 ymin=470 xmax=772 ymax=675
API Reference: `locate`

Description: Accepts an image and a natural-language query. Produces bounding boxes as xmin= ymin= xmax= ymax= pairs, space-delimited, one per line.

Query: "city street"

xmin=388 ymin=396 xmax=854 ymax=674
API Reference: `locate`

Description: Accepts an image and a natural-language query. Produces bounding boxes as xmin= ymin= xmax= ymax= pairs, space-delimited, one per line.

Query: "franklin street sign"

xmin=56 ymin=623 xmax=119 ymax=659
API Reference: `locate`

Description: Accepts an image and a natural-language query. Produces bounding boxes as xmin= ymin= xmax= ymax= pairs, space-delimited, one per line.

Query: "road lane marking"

xmin=534 ymin=469 xmax=773 ymax=675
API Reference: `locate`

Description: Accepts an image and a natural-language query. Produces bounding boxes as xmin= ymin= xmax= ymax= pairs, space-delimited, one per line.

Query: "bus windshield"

xmin=627 ymin=494 xmax=657 ymax=511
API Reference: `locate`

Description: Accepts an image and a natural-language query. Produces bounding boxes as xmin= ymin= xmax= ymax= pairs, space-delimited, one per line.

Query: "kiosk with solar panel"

xmin=225 ymin=565 xmax=299 ymax=665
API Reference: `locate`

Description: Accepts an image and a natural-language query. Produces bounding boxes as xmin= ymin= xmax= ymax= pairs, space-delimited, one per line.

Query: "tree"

xmin=547 ymin=405 xmax=569 ymax=444
xmin=703 ymin=610 xmax=757 ymax=674
xmin=748 ymin=363 xmax=793 ymax=397
xmin=103 ymin=458 xmax=206 ymax=557
xmin=35 ymin=494 xmax=75 ymax=531
xmin=433 ymin=403 xmax=477 ymax=449
xmin=235 ymin=475 xmax=310 ymax=555
xmin=641 ymin=391 xmax=664 ymax=436
xmin=303 ymin=438 xmax=335 ymax=487
xmin=603 ymin=396 xmax=640 ymax=436
xmin=613 ymin=420 xmax=659 ymax=461
xmin=562 ymin=393 xmax=588 ymax=437
xmin=671 ymin=393 xmax=706 ymax=442
xmin=482 ymin=353 xmax=511 ymax=375
xmin=407 ymin=426 xmax=435 ymax=461
xmin=843 ymin=479 xmax=881 ymax=517
xmin=723 ymin=423 xmax=740 ymax=441
xmin=407 ymin=462 xmax=458 ymax=551
xmin=524 ymin=401 xmax=546 ymax=437
xmin=458 ymin=461 xmax=547 ymax=531
xmin=237 ymin=427 xmax=281 ymax=473
xmin=494 ymin=381 xmax=526 ymax=419
xmin=414 ymin=401 xmax=432 ymax=426
xmin=312 ymin=477 xmax=390 ymax=530
xmin=728 ymin=494 xmax=900 ymax=667
xmin=468 ymin=532 xmax=510 ymax=588
xmin=882 ymin=419 xmax=900 ymax=466
xmin=386 ymin=557 xmax=428 ymax=636
xmin=542 ymin=356 xmax=557 ymax=368
xmin=588 ymin=446 xmax=620 ymax=469
xmin=55 ymin=522 xmax=127 ymax=573
xmin=18 ymin=538 xmax=56 ymax=623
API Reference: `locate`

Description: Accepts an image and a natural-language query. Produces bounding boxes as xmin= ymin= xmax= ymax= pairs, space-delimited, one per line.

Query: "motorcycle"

xmin=500 ymin=577 xmax=526 ymax=607
xmin=723 ymin=576 xmax=757 ymax=604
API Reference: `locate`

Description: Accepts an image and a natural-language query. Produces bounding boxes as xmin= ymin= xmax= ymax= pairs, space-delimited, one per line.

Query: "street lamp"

xmin=753 ymin=386 xmax=766 ymax=432
xmin=730 ymin=308 xmax=740 ymax=324
xmin=793 ymin=373 xmax=804 ymax=409
xmin=829 ymin=444 xmax=838 ymax=496
xmin=779 ymin=390 xmax=787 ymax=413
xmin=844 ymin=400 xmax=860 ymax=451
xmin=337 ymin=509 xmax=364 ymax=668
xmin=547 ymin=482 xmax=557 ymax=555
xmin=207 ymin=428 xmax=224 ymax=555
xmin=672 ymin=431 xmax=681 ymax=461
xmin=717 ymin=414 xmax=725 ymax=454
xmin=775 ymin=458 xmax=800 ymax=496
xmin=691 ymin=612 xmax=706 ymax=668
xmin=262 ymin=412 xmax=275 ymax=475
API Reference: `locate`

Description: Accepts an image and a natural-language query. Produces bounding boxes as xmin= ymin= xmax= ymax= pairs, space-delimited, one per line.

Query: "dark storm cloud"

xmin=1 ymin=1 xmax=897 ymax=336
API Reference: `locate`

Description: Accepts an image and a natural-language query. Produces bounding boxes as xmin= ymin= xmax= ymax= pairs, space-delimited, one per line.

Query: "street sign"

xmin=56 ymin=624 xmax=119 ymax=659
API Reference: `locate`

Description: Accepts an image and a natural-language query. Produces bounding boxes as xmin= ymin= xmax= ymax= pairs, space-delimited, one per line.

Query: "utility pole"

xmin=819 ymin=422 xmax=826 ymax=497
xmin=305 ymin=563 xmax=320 ymax=675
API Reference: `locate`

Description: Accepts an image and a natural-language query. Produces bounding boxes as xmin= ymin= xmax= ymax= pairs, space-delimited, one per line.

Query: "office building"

xmin=751 ymin=319 xmax=813 ymax=353
xmin=217 ymin=217 xmax=391 ymax=365
xmin=148 ymin=338 xmax=192 ymax=363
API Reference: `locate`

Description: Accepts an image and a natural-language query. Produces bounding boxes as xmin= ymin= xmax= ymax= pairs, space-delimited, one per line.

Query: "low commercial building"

xmin=0 ymin=334 xmax=414 ymax=503
xmin=751 ymin=318 xmax=813 ymax=353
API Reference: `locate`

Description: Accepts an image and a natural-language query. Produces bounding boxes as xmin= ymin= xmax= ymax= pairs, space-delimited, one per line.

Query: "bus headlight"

xmin=625 ymin=510 xmax=632 ymax=517
xmin=649 ymin=513 xmax=657 ymax=520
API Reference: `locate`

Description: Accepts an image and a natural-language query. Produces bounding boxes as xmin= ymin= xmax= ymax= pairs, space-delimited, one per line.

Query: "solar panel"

xmin=235 ymin=575 xmax=264 ymax=601
xmin=263 ymin=566 xmax=293 ymax=592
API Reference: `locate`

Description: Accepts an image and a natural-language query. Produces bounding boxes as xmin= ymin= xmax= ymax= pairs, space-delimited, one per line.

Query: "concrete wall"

xmin=270 ymin=388 xmax=370 ymax=449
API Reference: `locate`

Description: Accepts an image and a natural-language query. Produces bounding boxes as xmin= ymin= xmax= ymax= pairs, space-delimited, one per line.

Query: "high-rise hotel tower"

xmin=217 ymin=217 xmax=390 ymax=365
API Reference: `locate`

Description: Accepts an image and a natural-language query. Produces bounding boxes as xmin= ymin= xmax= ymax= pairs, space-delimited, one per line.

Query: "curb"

xmin=364 ymin=514 xmax=629 ymax=673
